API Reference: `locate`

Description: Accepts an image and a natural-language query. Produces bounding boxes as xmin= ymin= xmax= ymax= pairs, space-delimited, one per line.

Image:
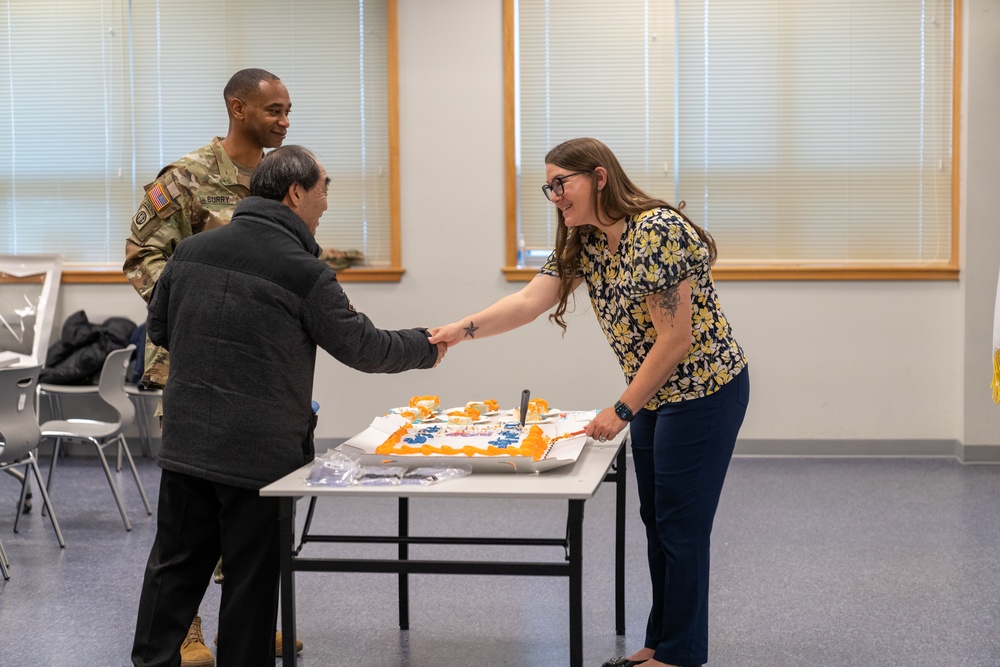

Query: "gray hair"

xmin=250 ymin=145 xmax=322 ymax=201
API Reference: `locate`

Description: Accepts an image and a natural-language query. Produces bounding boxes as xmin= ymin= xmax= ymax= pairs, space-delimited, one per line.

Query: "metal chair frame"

xmin=0 ymin=365 xmax=65 ymax=579
xmin=39 ymin=346 xmax=151 ymax=531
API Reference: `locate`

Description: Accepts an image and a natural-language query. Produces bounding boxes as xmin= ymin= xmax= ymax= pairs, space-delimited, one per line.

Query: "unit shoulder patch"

xmin=132 ymin=201 xmax=155 ymax=229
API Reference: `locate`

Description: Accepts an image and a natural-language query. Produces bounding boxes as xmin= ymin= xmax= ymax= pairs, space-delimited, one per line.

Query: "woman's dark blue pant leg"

xmin=629 ymin=410 xmax=666 ymax=651
xmin=628 ymin=369 xmax=749 ymax=666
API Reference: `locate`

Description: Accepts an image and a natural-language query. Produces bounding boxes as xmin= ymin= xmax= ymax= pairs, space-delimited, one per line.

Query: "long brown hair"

xmin=544 ymin=137 xmax=716 ymax=331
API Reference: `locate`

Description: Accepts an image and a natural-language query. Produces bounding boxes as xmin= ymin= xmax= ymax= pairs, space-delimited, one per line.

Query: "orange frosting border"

xmin=375 ymin=423 xmax=551 ymax=461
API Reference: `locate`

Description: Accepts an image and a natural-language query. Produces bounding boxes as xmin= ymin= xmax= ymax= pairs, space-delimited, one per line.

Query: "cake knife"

xmin=519 ymin=389 xmax=530 ymax=429
xmin=551 ymin=429 xmax=585 ymax=443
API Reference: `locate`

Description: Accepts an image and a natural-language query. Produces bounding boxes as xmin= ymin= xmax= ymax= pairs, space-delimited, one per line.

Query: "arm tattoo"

xmin=654 ymin=284 xmax=681 ymax=320
xmin=463 ymin=321 xmax=480 ymax=338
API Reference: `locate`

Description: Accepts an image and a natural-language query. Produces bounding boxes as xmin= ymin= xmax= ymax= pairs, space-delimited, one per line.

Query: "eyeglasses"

xmin=542 ymin=171 xmax=589 ymax=201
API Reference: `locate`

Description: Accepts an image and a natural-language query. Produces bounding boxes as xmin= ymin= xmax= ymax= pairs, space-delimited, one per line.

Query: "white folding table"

xmin=260 ymin=432 xmax=628 ymax=667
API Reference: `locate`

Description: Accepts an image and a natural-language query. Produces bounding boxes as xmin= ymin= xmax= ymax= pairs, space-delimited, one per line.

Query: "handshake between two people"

xmin=427 ymin=318 xmax=479 ymax=368
xmin=431 ymin=339 xmax=448 ymax=368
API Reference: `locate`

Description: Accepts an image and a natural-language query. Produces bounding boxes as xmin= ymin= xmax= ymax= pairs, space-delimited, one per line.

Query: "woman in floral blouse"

xmin=429 ymin=137 xmax=749 ymax=667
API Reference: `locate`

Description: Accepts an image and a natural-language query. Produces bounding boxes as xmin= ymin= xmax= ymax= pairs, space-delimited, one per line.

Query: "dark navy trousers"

xmin=629 ymin=367 xmax=750 ymax=666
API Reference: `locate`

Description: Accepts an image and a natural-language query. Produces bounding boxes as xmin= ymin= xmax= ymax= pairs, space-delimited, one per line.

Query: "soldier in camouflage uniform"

xmin=124 ymin=136 xmax=254 ymax=388
xmin=125 ymin=68 xmax=300 ymax=667
xmin=124 ymin=68 xmax=294 ymax=390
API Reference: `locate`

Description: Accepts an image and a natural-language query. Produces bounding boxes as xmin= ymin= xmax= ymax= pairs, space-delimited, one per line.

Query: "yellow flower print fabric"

xmin=540 ymin=207 xmax=746 ymax=408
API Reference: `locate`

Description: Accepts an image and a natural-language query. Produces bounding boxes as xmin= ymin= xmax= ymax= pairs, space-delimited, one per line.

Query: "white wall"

xmin=56 ymin=0 xmax=998 ymax=450
xmin=961 ymin=0 xmax=1000 ymax=450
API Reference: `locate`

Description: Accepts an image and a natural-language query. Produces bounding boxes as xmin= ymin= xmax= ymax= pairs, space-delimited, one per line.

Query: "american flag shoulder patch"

xmin=148 ymin=182 xmax=171 ymax=212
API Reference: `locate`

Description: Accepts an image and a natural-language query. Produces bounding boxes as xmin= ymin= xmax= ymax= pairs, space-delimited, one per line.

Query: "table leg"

xmin=568 ymin=498 xmax=584 ymax=667
xmin=279 ymin=497 xmax=297 ymax=667
xmin=615 ymin=442 xmax=627 ymax=634
xmin=302 ymin=496 xmax=318 ymax=538
xmin=398 ymin=497 xmax=410 ymax=630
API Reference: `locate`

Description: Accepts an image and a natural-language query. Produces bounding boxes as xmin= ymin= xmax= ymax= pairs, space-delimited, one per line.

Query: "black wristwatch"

xmin=614 ymin=400 xmax=635 ymax=422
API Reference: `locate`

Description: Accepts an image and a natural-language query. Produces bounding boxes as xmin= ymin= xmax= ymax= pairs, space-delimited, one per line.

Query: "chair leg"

xmin=27 ymin=454 xmax=65 ymax=548
xmin=118 ymin=435 xmax=152 ymax=515
xmin=42 ymin=438 xmax=62 ymax=519
xmin=13 ymin=470 xmax=30 ymax=534
xmin=0 ymin=535 xmax=9 ymax=580
xmin=94 ymin=440 xmax=132 ymax=531
xmin=116 ymin=438 xmax=123 ymax=472
xmin=40 ymin=392 xmax=66 ymax=485
xmin=135 ymin=399 xmax=152 ymax=457
xmin=46 ymin=392 xmax=63 ymax=420
xmin=6 ymin=469 xmax=26 ymax=532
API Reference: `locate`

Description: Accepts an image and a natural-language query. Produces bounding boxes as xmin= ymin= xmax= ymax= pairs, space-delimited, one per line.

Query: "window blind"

xmin=1 ymin=0 xmax=393 ymax=267
xmin=512 ymin=0 xmax=954 ymax=269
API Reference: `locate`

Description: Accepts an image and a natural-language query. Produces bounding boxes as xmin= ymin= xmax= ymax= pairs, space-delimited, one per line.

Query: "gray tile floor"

xmin=0 ymin=453 xmax=998 ymax=666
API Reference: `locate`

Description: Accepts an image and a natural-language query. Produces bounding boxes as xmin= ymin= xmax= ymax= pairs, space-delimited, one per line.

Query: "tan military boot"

xmin=212 ymin=630 xmax=303 ymax=657
xmin=275 ymin=631 xmax=304 ymax=657
xmin=180 ymin=614 xmax=214 ymax=667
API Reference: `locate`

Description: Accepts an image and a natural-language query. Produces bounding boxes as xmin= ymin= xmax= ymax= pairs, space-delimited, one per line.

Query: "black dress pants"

xmin=132 ymin=469 xmax=281 ymax=667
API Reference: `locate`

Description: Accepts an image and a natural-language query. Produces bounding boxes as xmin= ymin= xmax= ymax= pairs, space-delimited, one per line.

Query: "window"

xmin=504 ymin=0 xmax=959 ymax=280
xmin=0 ymin=0 xmax=401 ymax=282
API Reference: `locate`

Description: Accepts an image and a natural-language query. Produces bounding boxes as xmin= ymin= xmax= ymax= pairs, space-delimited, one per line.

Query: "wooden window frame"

xmin=501 ymin=0 xmax=962 ymax=282
xmin=54 ymin=0 xmax=403 ymax=285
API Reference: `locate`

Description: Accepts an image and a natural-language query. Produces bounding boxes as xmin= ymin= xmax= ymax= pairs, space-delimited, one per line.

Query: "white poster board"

xmin=0 ymin=254 xmax=63 ymax=368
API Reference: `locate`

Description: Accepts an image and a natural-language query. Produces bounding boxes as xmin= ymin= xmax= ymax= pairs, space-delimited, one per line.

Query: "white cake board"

xmin=335 ymin=410 xmax=596 ymax=474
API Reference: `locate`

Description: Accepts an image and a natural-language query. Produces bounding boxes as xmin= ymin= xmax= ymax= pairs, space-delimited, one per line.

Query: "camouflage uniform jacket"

xmin=123 ymin=136 xmax=253 ymax=388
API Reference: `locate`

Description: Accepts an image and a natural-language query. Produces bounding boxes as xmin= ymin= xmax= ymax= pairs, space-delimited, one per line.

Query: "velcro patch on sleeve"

xmin=132 ymin=201 xmax=155 ymax=229
xmin=143 ymin=178 xmax=181 ymax=219
xmin=148 ymin=181 xmax=171 ymax=211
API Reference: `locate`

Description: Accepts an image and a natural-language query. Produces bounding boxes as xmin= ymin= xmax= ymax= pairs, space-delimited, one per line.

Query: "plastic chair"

xmin=41 ymin=354 xmax=161 ymax=468
xmin=39 ymin=345 xmax=152 ymax=531
xmin=0 ymin=365 xmax=66 ymax=579
xmin=123 ymin=345 xmax=162 ymax=459
xmin=39 ymin=373 xmax=114 ymax=468
xmin=125 ymin=348 xmax=163 ymax=460
xmin=124 ymin=384 xmax=162 ymax=458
